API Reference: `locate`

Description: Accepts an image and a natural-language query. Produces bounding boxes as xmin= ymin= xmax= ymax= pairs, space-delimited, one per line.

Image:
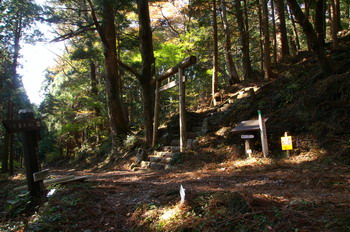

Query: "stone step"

xmin=218 ymin=104 xmax=231 ymax=112
xmin=149 ymin=162 xmax=166 ymax=170
xmin=161 ymin=146 xmax=180 ymax=152
xmin=132 ymin=167 xmax=149 ymax=171
xmin=154 ymin=151 xmax=173 ymax=157
xmin=140 ymin=161 xmax=150 ymax=168
xmin=150 ymin=156 xmax=172 ymax=164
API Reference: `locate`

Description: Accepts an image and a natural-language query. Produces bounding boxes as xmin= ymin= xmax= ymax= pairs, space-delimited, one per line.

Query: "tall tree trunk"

xmin=275 ymin=0 xmax=290 ymax=61
xmin=257 ymin=0 xmax=264 ymax=70
xmin=8 ymin=102 xmax=14 ymax=176
xmin=89 ymin=60 xmax=102 ymax=144
xmin=271 ymin=0 xmax=277 ymax=64
xmin=303 ymin=0 xmax=312 ymax=51
xmin=314 ymin=0 xmax=326 ymax=47
xmin=330 ymin=0 xmax=341 ymax=47
xmin=261 ymin=0 xmax=273 ymax=80
xmin=137 ymin=0 xmax=156 ymax=146
xmin=1 ymin=133 xmax=9 ymax=173
xmin=212 ymin=0 xmax=219 ymax=105
xmin=89 ymin=60 xmax=101 ymax=116
xmin=334 ymin=0 xmax=342 ymax=31
xmin=235 ymin=0 xmax=252 ymax=80
xmin=287 ymin=0 xmax=332 ymax=75
xmin=100 ymin=2 xmax=128 ymax=153
xmin=4 ymin=15 xmax=21 ymax=175
xmin=221 ymin=0 xmax=240 ymax=85
xmin=1 ymin=101 xmax=12 ymax=173
xmin=287 ymin=4 xmax=300 ymax=51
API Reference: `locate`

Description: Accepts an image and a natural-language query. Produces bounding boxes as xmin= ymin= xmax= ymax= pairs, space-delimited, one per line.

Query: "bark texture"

xmin=221 ymin=0 xmax=240 ymax=84
xmin=261 ymin=0 xmax=273 ymax=80
xmin=89 ymin=0 xmax=128 ymax=153
xmin=287 ymin=0 xmax=331 ymax=75
xmin=212 ymin=0 xmax=219 ymax=104
xmin=234 ymin=0 xmax=252 ymax=80
xmin=275 ymin=0 xmax=290 ymax=61
xmin=137 ymin=0 xmax=156 ymax=145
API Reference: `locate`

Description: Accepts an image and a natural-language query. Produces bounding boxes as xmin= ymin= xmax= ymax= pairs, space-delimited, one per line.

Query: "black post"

xmin=19 ymin=109 xmax=43 ymax=198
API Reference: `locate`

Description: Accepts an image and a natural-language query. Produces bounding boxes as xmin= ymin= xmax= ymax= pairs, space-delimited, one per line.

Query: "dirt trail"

xmin=43 ymin=162 xmax=350 ymax=231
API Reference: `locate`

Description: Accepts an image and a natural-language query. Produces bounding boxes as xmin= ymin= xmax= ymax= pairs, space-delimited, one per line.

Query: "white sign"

xmin=241 ymin=135 xmax=254 ymax=139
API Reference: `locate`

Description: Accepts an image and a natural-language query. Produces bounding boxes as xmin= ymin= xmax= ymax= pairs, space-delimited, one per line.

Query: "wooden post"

xmin=19 ymin=109 xmax=43 ymax=198
xmin=245 ymin=140 xmax=253 ymax=158
xmin=179 ymin=68 xmax=187 ymax=152
xmin=241 ymin=135 xmax=255 ymax=158
xmin=258 ymin=110 xmax=269 ymax=157
xmin=284 ymin=131 xmax=291 ymax=157
xmin=152 ymin=80 xmax=160 ymax=147
xmin=9 ymin=101 xmax=14 ymax=176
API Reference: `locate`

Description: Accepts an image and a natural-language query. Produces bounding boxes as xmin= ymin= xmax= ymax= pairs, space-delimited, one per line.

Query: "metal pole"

xmin=258 ymin=110 xmax=269 ymax=157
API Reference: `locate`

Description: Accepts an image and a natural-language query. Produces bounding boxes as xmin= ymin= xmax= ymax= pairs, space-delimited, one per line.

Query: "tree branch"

xmin=51 ymin=24 xmax=95 ymax=42
xmin=160 ymin=7 xmax=181 ymax=36
xmin=117 ymin=58 xmax=141 ymax=79
xmin=86 ymin=0 xmax=107 ymax=45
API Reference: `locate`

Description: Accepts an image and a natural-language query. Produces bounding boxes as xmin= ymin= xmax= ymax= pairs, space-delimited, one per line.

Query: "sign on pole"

xmin=281 ymin=135 xmax=293 ymax=150
xmin=241 ymin=135 xmax=254 ymax=139
xmin=19 ymin=109 xmax=43 ymax=198
xmin=2 ymin=119 xmax=41 ymax=133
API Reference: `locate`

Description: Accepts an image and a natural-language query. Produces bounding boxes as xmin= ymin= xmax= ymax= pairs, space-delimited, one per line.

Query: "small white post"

xmin=258 ymin=110 xmax=269 ymax=157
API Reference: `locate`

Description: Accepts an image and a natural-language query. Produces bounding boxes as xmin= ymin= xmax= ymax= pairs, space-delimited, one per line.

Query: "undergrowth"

xmin=127 ymin=191 xmax=325 ymax=232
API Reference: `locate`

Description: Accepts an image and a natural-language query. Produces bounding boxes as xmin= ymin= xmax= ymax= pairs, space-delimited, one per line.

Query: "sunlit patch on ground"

xmin=281 ymin=149 xmax=326 ymax=165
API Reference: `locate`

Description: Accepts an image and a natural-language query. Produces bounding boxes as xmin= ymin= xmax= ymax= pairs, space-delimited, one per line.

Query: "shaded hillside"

xmin=162 ymin=38 xmax=350 ymax=166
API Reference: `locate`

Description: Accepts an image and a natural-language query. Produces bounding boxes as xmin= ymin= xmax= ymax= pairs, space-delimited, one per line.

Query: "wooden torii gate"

xmin=152 ymin=56 xmax=197 ymax=152
xmin=2 ymin=109 xmax=44 ymax=197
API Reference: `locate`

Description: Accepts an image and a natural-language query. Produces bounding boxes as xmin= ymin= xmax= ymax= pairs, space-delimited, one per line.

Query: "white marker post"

xmin=258 ymin=110 xmax=269 ymax=157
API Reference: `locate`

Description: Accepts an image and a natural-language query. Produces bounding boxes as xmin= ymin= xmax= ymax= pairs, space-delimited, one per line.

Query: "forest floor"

xmin=1 ymin=35 xmax=350 ymax=232
xmin=1 ymin=152 xmax=350 ymax=231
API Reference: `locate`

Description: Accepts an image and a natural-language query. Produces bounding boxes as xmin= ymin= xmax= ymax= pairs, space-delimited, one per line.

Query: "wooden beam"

xmin=14 ymin=176 xmax=90 ymax=192
xmin=158 ymin=56 xmax=196 ymax=82
xmin=159 ymin=75 xmax=186 ymax=92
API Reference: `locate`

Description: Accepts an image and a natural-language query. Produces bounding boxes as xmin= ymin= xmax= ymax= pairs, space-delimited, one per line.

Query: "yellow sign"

xmin=281 ymin=136 xmax=293 ymax=150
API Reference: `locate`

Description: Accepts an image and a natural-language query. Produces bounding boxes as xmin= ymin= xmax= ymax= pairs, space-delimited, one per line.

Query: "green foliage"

xmin=45 ymin=152 xmax=63 ymax=164
xmin=5 ymin=191 xmax=32 ymax=218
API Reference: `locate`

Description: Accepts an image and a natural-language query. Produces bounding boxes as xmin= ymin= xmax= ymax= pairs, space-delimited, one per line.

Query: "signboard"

xmin=2 ymin=119 xmax=41 ymax=133
xmin=241 ymin=135 xmax=254 ymax=139
xmin=33 ymin=169 xmax=49 ymax=182
xmin=281 ymin=136 xmax=293 ymax=150
xmin=232 ymin=118 xmax=268 ymax=132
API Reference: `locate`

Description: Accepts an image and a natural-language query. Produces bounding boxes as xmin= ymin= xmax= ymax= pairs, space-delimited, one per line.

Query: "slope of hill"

xmin=1 ymin=38 xmax=350 ymax=232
